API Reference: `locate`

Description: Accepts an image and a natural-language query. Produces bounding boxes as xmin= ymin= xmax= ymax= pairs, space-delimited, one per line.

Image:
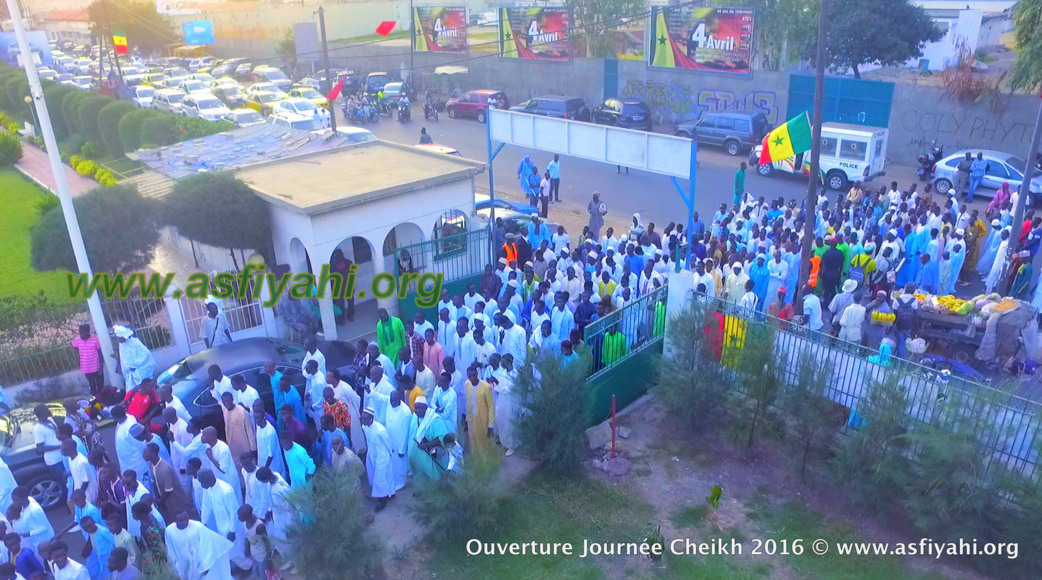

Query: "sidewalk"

xmin=15 ymin=142 xmax=97 ymax=197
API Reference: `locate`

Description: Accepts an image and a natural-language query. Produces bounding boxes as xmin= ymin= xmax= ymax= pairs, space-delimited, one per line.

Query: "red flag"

xmin=375 ymin=21 xmax=396 ymax=37
xmin=326 ymin=75 xmax=346 ymax=101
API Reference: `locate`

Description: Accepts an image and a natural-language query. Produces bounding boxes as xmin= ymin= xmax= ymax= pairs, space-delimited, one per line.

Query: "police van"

xmin=750 ymin=123 xmax=889 ymax=191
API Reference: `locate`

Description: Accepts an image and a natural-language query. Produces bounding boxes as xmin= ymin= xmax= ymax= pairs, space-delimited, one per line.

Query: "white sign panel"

xmin=488 ymin=109 xmax=693 ymax=178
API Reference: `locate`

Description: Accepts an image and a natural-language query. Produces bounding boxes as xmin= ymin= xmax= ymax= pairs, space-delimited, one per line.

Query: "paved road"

xmin=337 ymin=106 xmax=924 ymax=233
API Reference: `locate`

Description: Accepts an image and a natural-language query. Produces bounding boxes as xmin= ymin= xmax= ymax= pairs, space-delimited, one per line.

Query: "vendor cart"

xmin=916 ymin=309 xmax=986 ymax=365
xmin=915 ymin=296 xmax=1037 ymax=371
xmin=418 ymin=66 xmax=470 ymax=109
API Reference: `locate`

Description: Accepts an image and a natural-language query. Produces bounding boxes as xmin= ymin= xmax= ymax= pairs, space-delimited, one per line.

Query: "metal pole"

xmin=409 ymin=0 xmax=416 ymax=84
xmin=796 ymin=0 xmax=828 ymax=315
xmin=1007 ymin=99 xmax=1042 ymax=258
xmin=486 ymin=115 xmax=497 ymax=257
xmin=318 ymin=7 xmax=337 ymax=133
xmin=5 ymin=0 xmax=118 ymax=384
xmin=685 ymin=142 xmax=697 ymax=266
xmin=610 ymin=394 xmax=616 ymax=458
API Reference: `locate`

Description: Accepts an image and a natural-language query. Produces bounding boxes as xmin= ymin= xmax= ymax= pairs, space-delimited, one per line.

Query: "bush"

xmin=117 ymin=109 xmax=151 ymax=152
xmin=75 ymin=159 xmax=98 ymax=177
xmin=3 ymin=76 xmax=27 ymax=115
xmin=779 ymin=352 xmax=842 ymax=482
xmin=175 ymin=116 xmax=235 ymax=140
xmin=139 ymin=111 xmax=178 ymax=149
xmin=411 ymin=454 xmax=505 ymax=547
xmin=60 ymin=133 xmax=86 ymax=158
xmin=43 ymin=84 xmax=76 ymax=137
xmin=34 ymin=193 xmax=58 ymax=216
xmin=79 ymin=141 xmax=102 ymax=160
xmin=514 ymin=349 xmax=594 ymax=476
xmin=282 ymin=467 xmax=383 ymax=579
xmin=163 ymin=173 xmax=273 ymax=253
xmin=77 ymin=95 xmax=114 ymax=152
xmin=0 ymin=71 xmax=22 ymax=111
xmin=97 ymin=101 xmax=136 ymax=158
xmin=0 ymin=132 xmax=22 ymax=166
xmin=726 ymin=321 xmax=780 ymax=458
xmin=30 ymin=184 xmax=158 ymax=273
xmin=61 ymin=90 xmax=91 ymax=136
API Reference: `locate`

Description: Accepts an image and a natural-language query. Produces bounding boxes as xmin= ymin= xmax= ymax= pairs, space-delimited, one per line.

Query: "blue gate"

xmin=603 ymin=58 xmax=618 ymax=100
xmin=786 ymin=74 xmax=894 ymax=127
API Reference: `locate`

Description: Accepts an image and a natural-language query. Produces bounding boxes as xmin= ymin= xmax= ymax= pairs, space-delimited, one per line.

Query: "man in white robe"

xmin=765 ymin=250 xmax=788 ymax=312
xmin=48 ymin=540 xmax=90 ymax=580
xmin=492 ymin=355 xmax=520 ymax=456
xmin=165 ymin=510 xmax=234 ymax=580
xmin=112 ymin=408 xmax=148 ymax=493
xmin=113 ymin=326 xmax=155 ymax=390
xmin=122 ymin=471 xmax=164 ymax=538
xmin=302 ymin=336 xmax=327 ymax=377
xmin=162 ymin=407 xmax=194 ymax=493
xmin=383 ymin=393 xmax=413 ymax=492
xmin=252 ymin=400 xmax=285 ymax=479
xmin=0 ymin=457 xmax=15 ymax=516
xmin=328 ymin=370 xmax=366 ymax=454
xmin=495 ymin=316 xmax=527 ymax=364
xmin=361 ymin=408 xmax=395 ymax=511
xmin=302 ymin=360 xmax=328 ymax=424
xmin=198 ymin=469 xmax=251 ymax=570
xmin=364 ymin=367 xmax=395 ymax=426
xmin=255 ymin=467 xmax=291 ymax=553
xmin=201 ymin=427 xmax=242 ymax=504
xmin=430 ymin=372 xmax=458 ymax=435
xmin=8 ymin=489 xmax=53 ymax=553
xmin=239 ymin=454 xmax=269 ymax=521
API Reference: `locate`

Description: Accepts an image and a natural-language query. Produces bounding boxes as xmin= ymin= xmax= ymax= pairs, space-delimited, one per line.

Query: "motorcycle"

xmin=423 ymin=102 xmax=439 ymax=122
xmin=397 ymin=102 xmax=411 ymax=123
xmin=365 ymin=104 xmax=380 ymax=124
xmin=917 ymin=141 xmax=944 ymax=182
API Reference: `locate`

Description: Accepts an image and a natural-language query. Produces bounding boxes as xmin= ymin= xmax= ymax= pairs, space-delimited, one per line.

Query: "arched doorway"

xmin=326 ymin=236 xmax=377 ymax=340
xmin=383 ymin=222 xmax=425 ymax=275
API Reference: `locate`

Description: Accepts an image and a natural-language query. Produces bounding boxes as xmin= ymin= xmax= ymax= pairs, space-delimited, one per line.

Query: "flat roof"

xmin=236 ymin=140 xmax=485 ymax=216
xmin=823 ymin=122 xmax=887 ymax=135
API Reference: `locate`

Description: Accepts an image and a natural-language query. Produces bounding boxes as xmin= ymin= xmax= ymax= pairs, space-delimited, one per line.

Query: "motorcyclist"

xmin=424 ymin=90 xmax=434 ymax=119
xmin=419 ymin=127 xmax=433 ymax=144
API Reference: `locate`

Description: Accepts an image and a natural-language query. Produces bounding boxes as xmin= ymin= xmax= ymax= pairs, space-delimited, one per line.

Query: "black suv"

xmin=509 ymin=95 xmax=591 ymax=122
xmin=591 ymin=99 xmax=652 ymax=131
xmin=675 ymin=111 xmax=771 ymax=156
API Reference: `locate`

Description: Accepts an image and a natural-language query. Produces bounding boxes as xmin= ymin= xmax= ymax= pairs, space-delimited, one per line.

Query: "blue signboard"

xmin=0 ymin=31 xmax=54 ymax=69
xmin=182 ymin=21 xmax=216 ymax=45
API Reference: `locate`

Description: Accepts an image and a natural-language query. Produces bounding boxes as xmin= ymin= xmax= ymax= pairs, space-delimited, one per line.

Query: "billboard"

xmin=649 ymin=7 xmax=754 ymax=76
xmin=499 ymin=6 xmax=570 ymax=62
xmin=0 ymin=31 xmax=53 ymax=69
xmin=182 ymin=20 xmax=216 ymax=46
xmin=413 ymin=7 xmax=468 ymax=53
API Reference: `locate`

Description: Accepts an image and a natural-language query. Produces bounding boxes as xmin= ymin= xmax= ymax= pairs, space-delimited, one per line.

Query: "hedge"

xmin=67 ymin=154 xmax=117 ymax=186
xmin=97 ymin=101 xmax=135 ymax=158
xmin=77 ymin=95 xmax=114 ymax=153
xmin=117 ymin=109 xmax=151 ymax=153
xmin=140 ymin=112 xmax=178 ymax=149
xmin=42 ymin=84 xmax=76 ymax=137
xmin=61 ymin=90 xmax=91 ymax=137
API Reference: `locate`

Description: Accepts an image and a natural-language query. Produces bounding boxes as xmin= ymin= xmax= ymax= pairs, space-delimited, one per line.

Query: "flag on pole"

xmin=112 ymin=31 xmax=128 ymax=55
xmin=375 ymin=21 xmax=397 ymax=37
xmin=326 ymin=75 xmax=346 ymax=101
xmin=759 ymin=112 xmax=813 ymax=165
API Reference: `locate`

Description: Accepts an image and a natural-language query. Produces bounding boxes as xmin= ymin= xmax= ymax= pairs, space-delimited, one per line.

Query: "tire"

xmin=675 ymin=131 xmax=690 ymax=139
xmin=609 ymin=117 xmax=618 ymax=127
xmin=826 ymin=170 xmax=848 ymax=191
xmin=934 ymin=178 xmax=953 ymax=195
xmin=447 ymin=107 xmax=456 ymax=119
xmin=725 ymin=140 xmax=741 ymax=156
xmin=477 ymin=110 xmax=486 ymax=123
xmin=1027 ymin=194 xmax=1036 ymax=209
xmin=757 ymin=163 xmax=774 ymax=177
xmin=27 ymin=473 xmax=64 ymax=510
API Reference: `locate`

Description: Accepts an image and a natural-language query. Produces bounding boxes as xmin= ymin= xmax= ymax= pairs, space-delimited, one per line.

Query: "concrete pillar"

xmin=164 ymin=284 xmax=195 ymax=357
xmin=369 ymin=239 xmax=398 ymax=318
xmin=663 ymin=270 xmax=695 ymax=359
xmin=259 ymin=282 xmax=279 ymax=338
xmin=309 ymin=252 xmax=338 ymax=341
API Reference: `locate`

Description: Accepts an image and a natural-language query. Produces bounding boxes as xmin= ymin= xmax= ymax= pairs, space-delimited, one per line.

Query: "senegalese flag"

xmin=759 ymin=112 xmax=813 ymax=165
xmin=112 ymin=31 xmax=128 ymax=55
xmin=500 ymin=8 xmax=518 ymax=58
xmin=412 ymin=8 xmax=429 ymax=52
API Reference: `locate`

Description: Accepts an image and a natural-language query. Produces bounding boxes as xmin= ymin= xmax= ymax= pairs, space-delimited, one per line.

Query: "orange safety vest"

xmin=501 ymin=243 xmax=518 ymax=263
xmin=808 ymin=254 xmax=821 ymax=288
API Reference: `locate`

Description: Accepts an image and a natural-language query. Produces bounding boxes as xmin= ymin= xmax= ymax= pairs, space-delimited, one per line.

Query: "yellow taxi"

xmin=287 ymin=87 xmax=329 ymax=108
xmin=245 ymin=91 xmax=283 ymax=116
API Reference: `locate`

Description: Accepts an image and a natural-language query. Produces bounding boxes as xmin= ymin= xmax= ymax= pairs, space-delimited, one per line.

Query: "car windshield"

xmin=166 ymin=93 xmax=185 ymax=103
xmin=258 ymin=93 xmax=279 ymax=103
xmin=234 ymin=111 xmax=261 ymax=123
xmin=0 ymin=405 xmax=66 ymax=455
xmin=198 ymin=98 xmax=222 ymax=110
xmin=297 ymin=89 xmax=320 ymax=99
xmin=346 ymin=132 xmax=376 ymax=143
xmin=193 ymin=74 xmax=213 ymax=82
xmin=1006 ymin=156 xmax=1026 ymax=173
xmin=183 ymin=81 xmax=204 ymax=91
xmin=168 ymin=68 xmax=187 ymax=77
xmin=136 ymin=87 xmax=154 ymax=98
xmin=290 ymin=117 xmax=322 ymax=131
xmin=265 ymin=70 xmax=287 ymax=80
xmin=292 ymin=101 xmax=318 ymax=112
xmin=621 ymin=103 xmax=649 ymax=115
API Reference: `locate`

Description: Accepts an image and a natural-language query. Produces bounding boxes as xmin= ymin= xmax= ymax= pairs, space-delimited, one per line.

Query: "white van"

xmin=751 ymin=123 xmax=889 ymax=191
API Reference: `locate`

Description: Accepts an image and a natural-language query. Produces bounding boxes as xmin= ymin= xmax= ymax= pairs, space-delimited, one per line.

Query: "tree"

xmin=163 ymin=173 xmax=273 ymax=267
xmin=727 ymin=320 xmax=779 ymax=458
xmin=282 ymin=468 xmax=384 ymax=579
xmin=514 ymin=349 xmax=593 ymax=476
xmin=276 ymin=29 xmax=296 ymax=67
xmin=738 ymin=0 xmax=818 ymax=71
xmin=1010 ymin=0 xmax=1042 ymax=91
xmin=97 ymin=101 xmax=136 ymax=158
xmin=567 ymin=0 xmax=644 ymax=58
xmin=87 ymin=0 xmax=176 ymax=55
xmin=43 ymin=84 xmax=77 ymax=137
xmin=822 ymin=0 xmax=944 ymax=78
xmin=117 ymin=108 xmax=151 ymax=152
xmin=77 ymin=95 xmax=115 ymax=151
xmin=410 ymin=455 xmax=505 ymax=547
xmin=779 ymin=351 xmax=841 ymax=481
xmin=30 ymin=185 xmax=158 ymax=273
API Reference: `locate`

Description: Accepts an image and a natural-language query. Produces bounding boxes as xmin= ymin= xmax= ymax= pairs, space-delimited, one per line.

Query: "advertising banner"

xmin=498 ymin=6 xmax=570 ymax=62
xmin=413 ymin=7 xmax=468 ymax=53
xmin=649 ymin=7 xmax=754 ymax=76
xmin=182 ymin=20 xmax=216 ymax=46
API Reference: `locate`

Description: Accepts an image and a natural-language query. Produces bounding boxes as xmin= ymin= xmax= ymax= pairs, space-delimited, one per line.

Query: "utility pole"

xmin=318 ymin=7 xmax=337 ymax=133
xmin=4 ymin=0 xmax=119 ymax=383
xmin=409 ymin=0 xmax=415 ymax=84
xmin=797 ymin=0 xmax=828 ymax=314
xmin=1005 ymin=98 xmax=1042 ymax=277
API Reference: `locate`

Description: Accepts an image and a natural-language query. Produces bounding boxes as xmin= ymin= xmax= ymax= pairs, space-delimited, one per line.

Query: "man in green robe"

xmin=407 ymin=397 xmax=450 ymax=481
xmin=375 ymin=308 xmax=406 ymax=361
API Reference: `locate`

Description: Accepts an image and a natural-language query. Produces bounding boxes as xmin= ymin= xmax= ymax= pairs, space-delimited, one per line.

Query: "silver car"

xmin=932 ymin=150 xmax=1041 ymax=205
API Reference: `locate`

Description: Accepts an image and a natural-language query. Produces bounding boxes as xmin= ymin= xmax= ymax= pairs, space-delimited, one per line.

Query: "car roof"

xmin=368 ymin=72 xmax=388 ymax=76
xmin=945 ymin=150 xmax=1016 ymax=161
xmin=336 ymin=126 xmax=376 ymax=137
xmin=177 ymin=337 xmax=287 ymax=378
xmin=535 ymin=95 xmax=582 ymax=101
xmin=415 ymin=144 xmax=460 ymax=155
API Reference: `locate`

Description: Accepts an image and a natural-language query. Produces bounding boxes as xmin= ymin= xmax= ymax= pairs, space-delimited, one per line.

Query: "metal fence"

xmin=180 ymin=291 xmax=264 ymax=347
xmin=583 ymin=285 xmax=669 ymax=377
xmin=0 ymin=301 xmax=90 ymax=385
xmin=694 ymin=293 xmax=1042 ymax=490
xmin=101 ymin=295 xmax=172 ymax=351
xmin=394 ymin=226 xmax=491 ymax=282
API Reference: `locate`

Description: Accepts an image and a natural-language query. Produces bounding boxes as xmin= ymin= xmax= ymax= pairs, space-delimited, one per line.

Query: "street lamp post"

xmin=23 ymin=95 xmax=39 ymax=137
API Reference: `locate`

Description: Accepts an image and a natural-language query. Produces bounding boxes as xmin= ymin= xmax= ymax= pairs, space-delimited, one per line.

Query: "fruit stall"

xmin=912 ymin=293 xmax=1036 ymax=366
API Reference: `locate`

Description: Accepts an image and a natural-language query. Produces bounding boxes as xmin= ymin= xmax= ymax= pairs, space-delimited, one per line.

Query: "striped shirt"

xmin=71 ymin=335 xmax=102 ymax=373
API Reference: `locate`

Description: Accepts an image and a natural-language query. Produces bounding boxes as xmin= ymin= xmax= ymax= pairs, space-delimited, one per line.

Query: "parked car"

xmin=234 ymin=63 xmax=253 ymax=79
xmin=246 ymin=82 xmax=287 ymax=100
xmin=143 ymin=73 xmax=168 ymax=88
xmin=295 ymin=78 xmax=321 ymax=91
xmin=476 ymin=206 xmax=540 ymax=236
xmin=252 ymin=67 xmax=291 ymax=91
xmin=212 ymin=84 xmax=247 ymax=108
xmin=151 ymin=89 xmax=186 ymax=114
xmin=156 ymin=338 xmax=358 ymax=436
xmin=72 ymin=58 xmax=91 ymax=75
xmin=509 ymin=95 xmax=591 ymax=122
xmin=211 ymin=61 xmax=235 ymax=77
xmin=37 ymin=68 xmax=56 ymax=81
xmin=591 ymin=99 xmax=652 ymax=131
xmin=475 ymin=192 xmax=539 ymax=216
xmin=445 ymin=89 xmax=509 ymax=123
xmin=223 ymin=108 xmax=265 ymax=128
xmin=245 ymin=91 xmax=283 ymax=116
xmin=189 ymin=72 xmax=213 ymax=84
xmin=180 ymin=94 xmax=231 ymax=121
xmin=72 ymin=76 xmax=93 ymax=91
xmin=477 ymin=11 xmax=498 ymax=26
xmin=415 ymin=144 xmax=462 ymax=157
xmin=751 ymin=122 xmax=888 ymax=191
xmin=130 ymin=85 xmax=155 ymax=108
xmin=175 ymin=79 xmax=211 ymax=96
xmin=272 ymin=98 xmax=330 ymax=127
xmin=165 ymin=67 xmax=189 ymax=82
xmin=379 ymin=82 xmax=409 ymax=107
xmin=1 ymin=402 xmax=77 ymax=509
xmin=335 ymin=126 xmax=378 ymax=143
xmin=287 ymin=87 xmax=328 ymax=108
xmin=365 ymin=72 xmax=389 ymax=93
xmin=57 ymin=73 xmax=76 ymax=87
xmin=933 ymin=150 xmax=1041 ymax=204
xmin=268 ymin=112 xmax=326 ymax=133
xmin=211 ymin=77 xmax=240 ymax=91
xmin=674 ymin=111 xmax=771 ymax=156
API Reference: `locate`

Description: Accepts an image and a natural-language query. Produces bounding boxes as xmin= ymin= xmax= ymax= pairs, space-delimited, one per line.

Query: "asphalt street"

xmin=339 ymin=107 xmax=926 ymax=234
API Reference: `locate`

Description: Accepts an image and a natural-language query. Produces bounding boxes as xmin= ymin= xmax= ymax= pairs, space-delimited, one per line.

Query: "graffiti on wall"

xmin=899 ymin=109 xmax=1034 ymax=151
xmin=618 ymin=79 xmax=779 ymax=124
